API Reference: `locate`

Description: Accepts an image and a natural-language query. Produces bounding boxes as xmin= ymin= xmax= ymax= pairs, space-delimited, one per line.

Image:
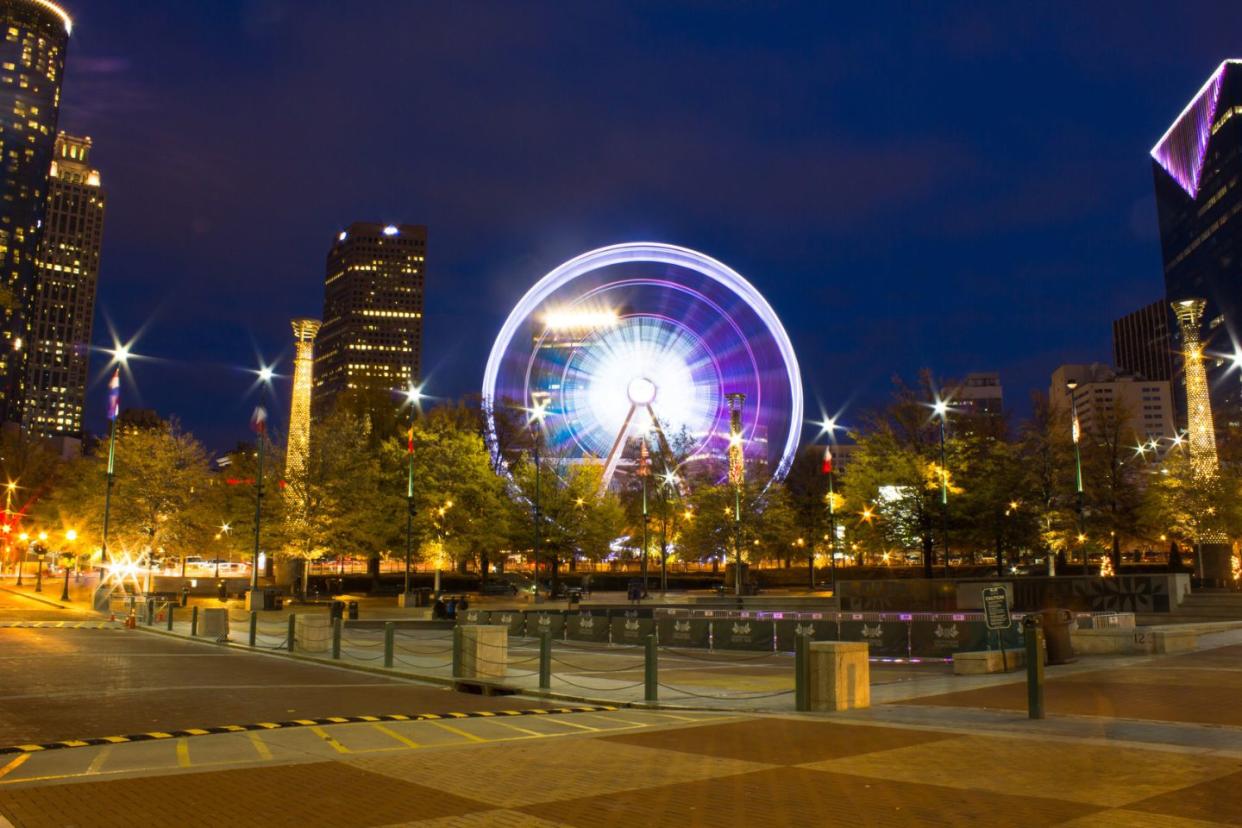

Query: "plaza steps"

xmin=1138 ymin=591 xmax=1242 ymax=625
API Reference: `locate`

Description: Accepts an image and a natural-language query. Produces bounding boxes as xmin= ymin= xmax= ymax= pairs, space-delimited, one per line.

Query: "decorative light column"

xmin=933 ymin=401 xmax=950 ymax=578
xmin=726 ymin=393 xmax=746 ymax=597
xmin=284 ymin=319 xmax=320 ymax=482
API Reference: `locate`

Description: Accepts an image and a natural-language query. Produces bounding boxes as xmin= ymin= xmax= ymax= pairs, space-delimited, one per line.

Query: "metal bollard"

xmin=384 ymin=622 xmax=395 ymax=668
xmin=451 ymin=625 xmax=462 ymax=678
xmin=644 ymin=634 xmax=658 ymax=703
xmin=166 ymin=605 xmax=175 ymax=631
xmin=1024 ymin=615 xmax=1045 ymax=720
xmin=539 ymin=631 xmax=552 ymax=690
xmin=794 ymin=633 xmax=810 ymax=712
xmin=249 ymin=611 xmax=258 ymax=647
xmin=190 ymin=605 xmax=199 ymax=637
xmin=146 ymin=601 xmax=155 ymax=626
xmin=287 ymin=613 xmax=296 ymax=651
xmin=332 ymin=617 xmax=342 ymax=660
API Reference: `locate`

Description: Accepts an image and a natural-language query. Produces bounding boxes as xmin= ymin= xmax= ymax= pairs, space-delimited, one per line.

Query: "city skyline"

xmin=44 ymin=3 xmax=1242 ymax=450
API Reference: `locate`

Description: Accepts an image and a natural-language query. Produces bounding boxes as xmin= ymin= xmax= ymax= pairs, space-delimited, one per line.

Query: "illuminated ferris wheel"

xmin=482 ymin=243 xmax=803 ymax=489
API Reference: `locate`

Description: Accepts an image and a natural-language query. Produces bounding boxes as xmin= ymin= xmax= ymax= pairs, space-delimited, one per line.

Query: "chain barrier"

xmin=392 ymin=655 xmax=453 ymax=669
xmin=342 ymin=637 xmax=384 ymax=648
xmin=656 ymin=683 xmax=796 ymax=700
xmin=659 ymin=647 xmax=782 ymax=663
xmin=549 ymin=656 xmax=644 ymax=673
xmin=394 ymin=643 xmax=455 ymax=655
xmin=557 ymin=640 xmax=643 ymax=652
xmin=341 ymin=650 xmax=385 ymax=662
xmin=554 ymin=675 xmax=647 ymax=691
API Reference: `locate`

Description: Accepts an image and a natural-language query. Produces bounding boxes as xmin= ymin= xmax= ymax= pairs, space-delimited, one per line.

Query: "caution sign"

xmin=982 ymin=586 xmax=1011 ymax=631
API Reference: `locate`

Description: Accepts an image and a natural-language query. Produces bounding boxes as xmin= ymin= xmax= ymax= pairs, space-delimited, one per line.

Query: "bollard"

xmin=332 ymin=616 xmax=342 ymax=660
xmin=451 ymin=625 xmax=463 ymax=678
xmin=287 ymin=613 xmax=296 ymax=651
xmin=249 ymin=611 xmax=258 ymax=647
xmin=146 ymin=601 xmax=155 ymax=626
xmin=166 ymin=605 xmax=175 ymax=631
xmin=1024 ymin=615 xmax=1045 ymax=720
xmin=384 ymin=622 xmax=395 ymax=668
xmin=644 ymin=634 xmax=658 ymax=703
xmin=794 ymin=633 xmax=810 ymax=712
xmin=190 ymin=605 xmax=199 ymax=637
xmin=539 ymin=631 xmax=552 ymax=690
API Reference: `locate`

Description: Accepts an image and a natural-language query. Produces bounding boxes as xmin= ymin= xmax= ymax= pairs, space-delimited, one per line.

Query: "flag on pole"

xmin=250 ymin=406 xmax=268 ymax=434
xmin=407 ymin=424 xmax=415 ymax=455
xmin=1071 ymin=412 xmax=1080 ymax=444
xmin=821 ymin=445 xmax=833 ymax=475
xmin=106 ymin=369 xmax=120 ymax=421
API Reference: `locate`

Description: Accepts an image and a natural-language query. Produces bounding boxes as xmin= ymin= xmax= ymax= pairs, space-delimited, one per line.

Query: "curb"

xmin=0 ymin=705 xmax=619 ymax=755
xmin=0 ymin=586 xmax=71 ymax=610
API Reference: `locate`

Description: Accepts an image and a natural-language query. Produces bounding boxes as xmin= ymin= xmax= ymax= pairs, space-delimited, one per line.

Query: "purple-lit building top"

xmin=1152 ymin=59 xmax=1242 ymax=424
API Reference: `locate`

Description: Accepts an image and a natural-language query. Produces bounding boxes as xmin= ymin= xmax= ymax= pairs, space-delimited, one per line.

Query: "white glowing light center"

xmin=627 ymin=377 xmax=657 ymax=405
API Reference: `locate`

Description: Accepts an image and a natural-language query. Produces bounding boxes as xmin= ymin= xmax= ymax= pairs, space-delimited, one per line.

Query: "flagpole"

xmin=101 ymin=368 xmax=121 ymax=583
xmin=251 ymin=414 xmax=264 ymax=594
xmin=1066 ymin=381 xmax=1086 ymax=576
xmin=405 ymin=409 xmax=415 ymax=599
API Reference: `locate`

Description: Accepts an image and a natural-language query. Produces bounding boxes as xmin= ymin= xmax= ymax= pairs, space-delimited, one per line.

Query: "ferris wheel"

xmin=482 ymin=243 xmax=803 ymax=490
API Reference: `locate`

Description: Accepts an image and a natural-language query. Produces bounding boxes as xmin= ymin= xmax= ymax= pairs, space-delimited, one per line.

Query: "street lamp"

xmin=101 ymin=353 xmax=127 ymax=579
xmin=726 ymin=393 xmax=746 ymax=598
xmin=529 ymin=398 xmax=549 ymax=602
xmin=60 ymin=529 xmax=77 ymax=601
xmin=1066 ymin=380 xmax=1086 ymax=575
xmin=400 ymin=384 xmax=423 ymax=606
xmin=34 ymin=531 xmax=47 ymax=593
xmin=933 ymin=400 xmax=950 ymax=578
xmin=249 ymin=366 xmax=274 ymax=608
xmin=818 ymin=415 xmax=843 ymax=594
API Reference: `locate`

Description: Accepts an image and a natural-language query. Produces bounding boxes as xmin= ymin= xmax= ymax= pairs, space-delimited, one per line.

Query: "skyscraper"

xmin=0 ymin=0 xmax=72 ymax=421
xmin=22 ymin=132 xmax=103 ymax=439
xmin=1050 ymin=364 xmax=1175 ymax=441
xmin=1152 ymin=59 xmax=1242 ymax=420
xmin=1112 ymin=300 xmax=1174 ymax=382
xmin=313 ymin=223 xmax=425 ymax=416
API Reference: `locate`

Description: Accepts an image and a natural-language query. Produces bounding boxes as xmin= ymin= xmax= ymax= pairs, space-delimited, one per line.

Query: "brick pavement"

xmin=2 ymin=713 xmax=1240 ymax=827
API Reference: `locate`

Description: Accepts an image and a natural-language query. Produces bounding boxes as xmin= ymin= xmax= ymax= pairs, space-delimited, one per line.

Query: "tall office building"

xmin=1112 ymin=300 xmax=1174 ymax=382
xmin=1152 ymin=59 xmax=1242 ymax=420
xmin=22 ymin=132 xmax=102 ymax=438
xmin=941 ymin=372 xmax=1003 ymax=417
xmin=313 ymin=223 xmax=425 ymax=416
xmin=0 ymin=0 xmax=71 ymax=421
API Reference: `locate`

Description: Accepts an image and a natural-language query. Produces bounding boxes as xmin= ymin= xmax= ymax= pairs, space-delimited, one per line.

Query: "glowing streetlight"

xmin=65 ymin=529 xmax=77 ymax=541
xmin=400 ymin=383 xmax=426 ymax=606
xmin=1066 ymin=380 xmax=1086 ymax=575
xmin=60 ymin=529 xmax=77 ymax=601
xmin=932 ymin=399 xmax=950 ymax=578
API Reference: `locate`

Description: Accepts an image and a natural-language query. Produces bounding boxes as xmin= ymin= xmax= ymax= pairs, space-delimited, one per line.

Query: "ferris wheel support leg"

xmin=599 ymin=403 xmax=639 ymax=493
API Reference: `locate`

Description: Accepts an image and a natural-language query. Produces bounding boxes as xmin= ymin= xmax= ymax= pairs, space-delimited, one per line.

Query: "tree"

xmin=679 ymin=474 xmax=796 ymax=570
xmin=1015 ymin=391 xmax=1075 ymax=568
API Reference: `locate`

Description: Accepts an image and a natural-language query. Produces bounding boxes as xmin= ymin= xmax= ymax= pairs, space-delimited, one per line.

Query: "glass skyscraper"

xmin=1152 ymin=59 xmax=1242 ymax=421
xmin=22 ymin=132 xmax=102 ymax=439
xmin=313 ymin=222 xmax=426 ymax=417
xmin=0 ymin=0 xmax=71 ymax=421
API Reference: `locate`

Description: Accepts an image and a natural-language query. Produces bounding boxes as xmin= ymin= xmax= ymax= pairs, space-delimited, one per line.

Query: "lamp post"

xmin=933 ymin=401 xmax=951 ymax=578
xmin=3 ymin=481 xmax=13 ymax=580
xmin=101 ymin=358 xmax=126 ymax=576
xmin=401 ymin=386 xmax=422 ymax=605
xmin=817 ymin=414 xmax=843 ymax=595
xmin=15 ymin=532 xmax=27 ymax=587
xmin=249 ymin=367 xmax=273 ymax=607
xmin=726 ymin=393 xmax=746 ymax=598
xmin=529 ymin=399 xmax=548 ymax=602
xmin=35 ymin=531 xmax=47 ymax=592
xmin=637 ymin=439 xmax=651 ymax=596
xmin=1066 ymin=381 xmax=1086 ymax=575
xmin=60 ymin=529 xmax=77 ymax=601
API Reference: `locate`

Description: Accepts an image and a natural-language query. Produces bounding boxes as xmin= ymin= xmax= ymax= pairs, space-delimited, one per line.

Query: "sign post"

xmin=982 ymin=585 xmax=1011 ymax=672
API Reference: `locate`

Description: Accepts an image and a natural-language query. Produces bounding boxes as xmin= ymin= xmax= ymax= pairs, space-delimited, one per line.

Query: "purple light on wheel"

xmin=483 ymin=243 xmax=803 ymax=488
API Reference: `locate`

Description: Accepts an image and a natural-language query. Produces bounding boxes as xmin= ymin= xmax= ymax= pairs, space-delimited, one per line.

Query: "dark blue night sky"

xmin=58 ymin=1 xmax=1242 ymax=450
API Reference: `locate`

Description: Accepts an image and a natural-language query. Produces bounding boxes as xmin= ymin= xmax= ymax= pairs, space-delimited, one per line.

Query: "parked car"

xmin=480 ymin=579 xmax=519 ymax=596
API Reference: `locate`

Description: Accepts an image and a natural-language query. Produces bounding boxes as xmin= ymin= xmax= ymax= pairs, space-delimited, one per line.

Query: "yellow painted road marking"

xmin=540 ymin=718 xmax=600 ymax=733
xmin=309 ymin=726 xmax=351 ymax=754
xmin=16 ymin=745 xmax=43 ymax=753
xmin=371 ymin=723 xmax=419 ymax=748
xmin=430 ymin=721 xmax=486 ymax=743
xmin=489 ymin=720 xmax=546 ymax=738
xmin=247 ymin=732 xmax=272 ymax=760
xmin=85 ymin=746 xmax=112 ymax=775
xmin=101 ymin=736 xmax=129 ymax=744
xmin=0 ymin=754 xmax=29 ymax=780
xmin=175 ymin=738 xmax=191 ymax=768
xmin=183 ymin=729 xmax=209 ymax=736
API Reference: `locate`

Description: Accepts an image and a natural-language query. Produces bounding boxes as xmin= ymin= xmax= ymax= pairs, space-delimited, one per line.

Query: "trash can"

xmin=1038 ymin=608 xmax=1076 ymax=665
xmin=262 ymin=588 xmax=281 ymax=611
xmin=347 ymin=600 xmax=359 ymax=620
xmin=330 ymin=599 xmax=345 ymax=620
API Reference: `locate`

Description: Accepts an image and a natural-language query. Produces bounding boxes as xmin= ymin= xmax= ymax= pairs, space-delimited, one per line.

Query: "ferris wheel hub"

xmin=626 ymin=376 xmax=657 ymax=405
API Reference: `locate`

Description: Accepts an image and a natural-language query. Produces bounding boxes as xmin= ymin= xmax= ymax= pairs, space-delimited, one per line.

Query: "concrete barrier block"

xmin=953 ymin=649 xmax=1026 ymax=675
xmin=460 ymin=624 xmax=507 ymax=679
xmin=198 ymin=608 xmax=229 ymax=641
xmin=294 ymin=614 xmax=332 ymax=654
xmin=808 ymin=641 xmax=869 ymax=711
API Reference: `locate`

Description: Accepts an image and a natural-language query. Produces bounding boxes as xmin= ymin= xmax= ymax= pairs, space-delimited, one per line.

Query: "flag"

xmin=106 ymin=369 xmax=120 ymax=421
xmin=1071 ymin=412 xmax=1080 ymax=444
xmin=637 ymin=440 xmax=651 ymax=477
xmin=822 ymin=445 xmax=833 ymax=475
xmin=407 ymin=424 xmax=414 ymax=455
xmin=250 ymin=406 xmax=268 ymax=434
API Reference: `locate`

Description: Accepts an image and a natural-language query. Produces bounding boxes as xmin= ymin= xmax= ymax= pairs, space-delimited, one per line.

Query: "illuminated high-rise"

xmin=285 ymin=318 xmax=320 ymax=481
xmin=1152 ymin=59 xmax=1242 ymax=420
xmin=0 ymin=0 xmax=72 ymax=421
xmin=313 ymin=223 xmax=425 ymax=417
xmin=22 ymin=132 xmax=103 ymax=438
